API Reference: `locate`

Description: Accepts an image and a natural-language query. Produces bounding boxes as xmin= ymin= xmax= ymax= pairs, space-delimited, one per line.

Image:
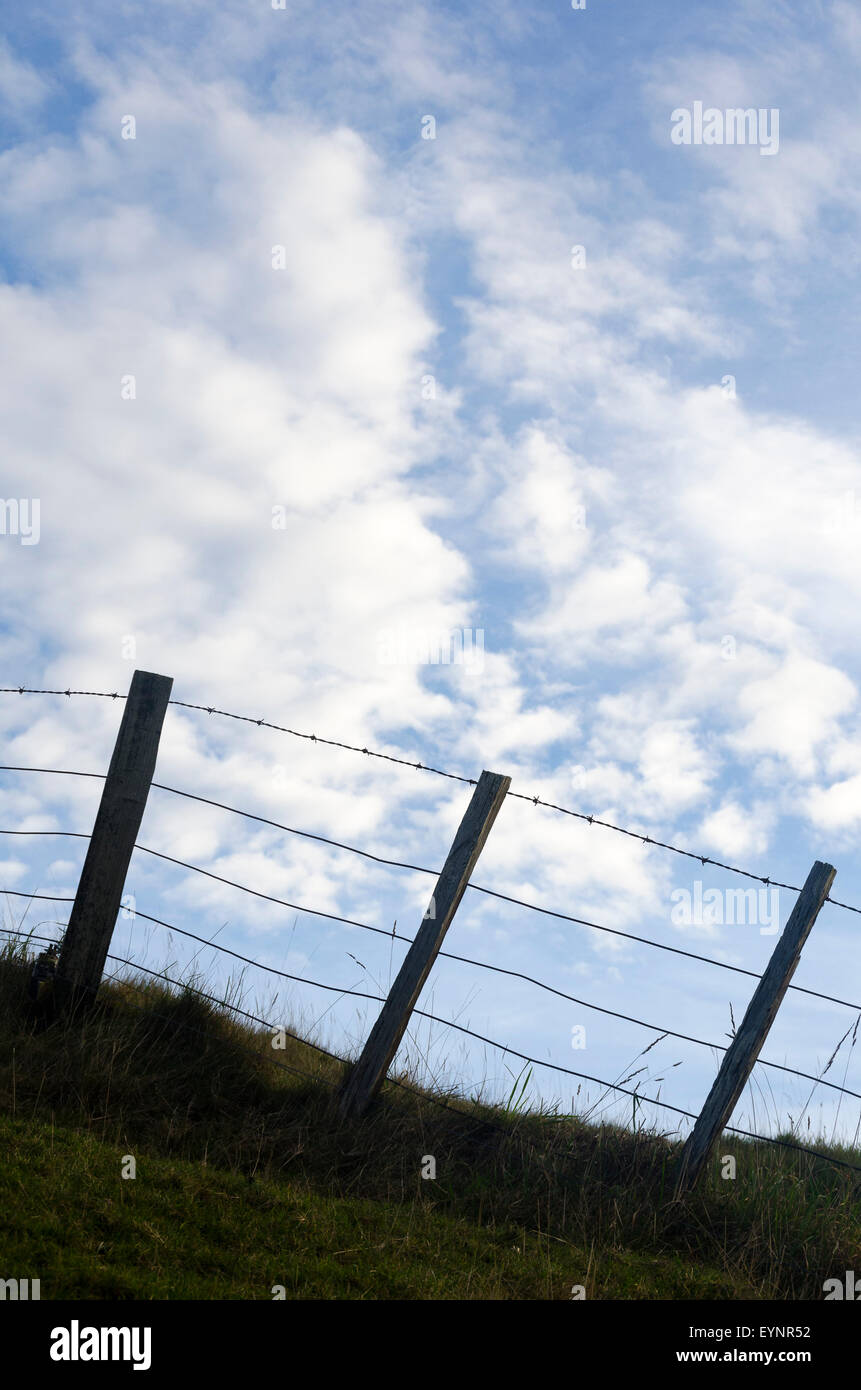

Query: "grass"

xmin=0 ymin=935 xmax=859 ymax=1299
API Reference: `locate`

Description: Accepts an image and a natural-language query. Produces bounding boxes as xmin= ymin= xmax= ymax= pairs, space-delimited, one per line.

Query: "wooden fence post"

xmin=55 ymin=669 xmax=173 ymax=1012
xmin=338 ymin=768 xmax=511 ymax=1120
xmin=674 ymin=859 xmax=835 ymax=1196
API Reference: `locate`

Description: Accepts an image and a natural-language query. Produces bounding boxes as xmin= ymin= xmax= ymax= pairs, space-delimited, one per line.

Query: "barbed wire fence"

xmin=1 ymin=684 xmax=860 ymax=1179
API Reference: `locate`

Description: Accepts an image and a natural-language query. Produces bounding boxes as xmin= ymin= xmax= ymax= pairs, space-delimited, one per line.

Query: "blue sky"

xmin=2 ymin=0 xmax=861 ymax=1146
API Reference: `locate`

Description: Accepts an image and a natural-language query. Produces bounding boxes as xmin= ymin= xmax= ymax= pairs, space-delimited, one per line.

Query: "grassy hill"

xmin=1 ymin=938 xmax=858 ymax=1300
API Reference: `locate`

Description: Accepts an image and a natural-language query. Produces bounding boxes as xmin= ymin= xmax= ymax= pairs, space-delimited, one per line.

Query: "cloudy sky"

xmin=2 ymin=0 xmax=861 ymax=1145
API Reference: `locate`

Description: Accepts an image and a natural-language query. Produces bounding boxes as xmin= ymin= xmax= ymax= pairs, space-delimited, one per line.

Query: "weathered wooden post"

xmin=338 ymin=769 xmax=510 ymax=1119
xmin=674 ymin=859 xmax=835 ymax=1195
xmin=55 ymin=669 xmax=173 ymax=1012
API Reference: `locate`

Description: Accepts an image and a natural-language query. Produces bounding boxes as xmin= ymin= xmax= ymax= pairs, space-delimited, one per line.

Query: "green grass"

xmin=1 ymin=937 xmax=859 ymax=1299
xmin=0 ymin=1114 xmax=749 ymax=1299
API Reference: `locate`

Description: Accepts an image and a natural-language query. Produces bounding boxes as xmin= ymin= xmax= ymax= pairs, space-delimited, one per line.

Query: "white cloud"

xmin=804 ymin=773 xmax=861 ymax=833
xmin=637 ymin=721 xmax=715 ymax=812
xmin=485 ymin=427 xmax=595 ymax=574
xmin=728 ymin=653 xmax=857 ymax=778
xmin=520 ymin=553 xmax=687 ymax=660
xmin=698 ymin=801 xmax=773 ymax=858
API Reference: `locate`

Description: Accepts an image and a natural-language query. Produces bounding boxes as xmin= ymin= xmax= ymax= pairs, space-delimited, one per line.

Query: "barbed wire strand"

xmin=2 ymin=688 xmax=859 ymax=915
